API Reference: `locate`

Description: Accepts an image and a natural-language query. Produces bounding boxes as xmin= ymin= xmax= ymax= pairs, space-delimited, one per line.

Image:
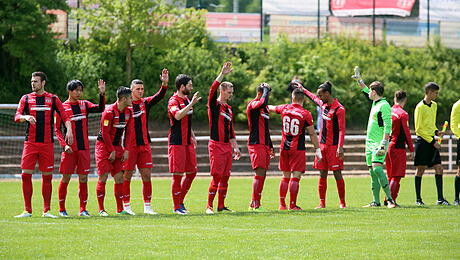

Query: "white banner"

xmin=419 ymin=0 xmax=460 ymax=21
xmin=263 ymin=0 xmax=330 ymax=16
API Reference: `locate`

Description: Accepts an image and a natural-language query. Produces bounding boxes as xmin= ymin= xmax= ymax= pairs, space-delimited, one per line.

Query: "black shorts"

xmin=456 ymin=139 xmax=460 ymax=165
xmin=414 ymin=136 xmax=441 ymax=167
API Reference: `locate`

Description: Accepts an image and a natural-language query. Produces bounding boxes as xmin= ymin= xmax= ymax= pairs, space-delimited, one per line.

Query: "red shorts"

xmin=385 ymin=147 xmax=407 ymax=178
xmin=95 ymin=141 xmax=124 ymax=177
xmin=279 ymin=149 xmax=306 ymax=173
xmin=125 ymin=144 xmax=153 ymax=171
xmin=248 ymin=144 xmax=270 ymax=170
xmin=59 ymin=149 xmax=91 ymax=175
xmin=21 ymin=142 xmax=54 ymax=172
xmin=209 ymin=140 xmax=232 ymax=176
xmin=168 ymin=144 xmax=197 ymax=173
xmin=313 ymin=144 xmax=344 ymax=171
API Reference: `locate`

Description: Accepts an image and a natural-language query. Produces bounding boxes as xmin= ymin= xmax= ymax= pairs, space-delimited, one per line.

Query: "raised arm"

xmin=146 ymin=69 xmax=169 ymax=109
xmin=300 ymin=84 xmax=323 ymax=107
xmin=351 ymin=66 xmax=372 ymax=104
xmin=209 ymin=62 xmax=232 ymax=109
xmin=87 ymin=79 xmax=106 ymax=113
xmin=248 ymin=83 xmax=271 ymax=110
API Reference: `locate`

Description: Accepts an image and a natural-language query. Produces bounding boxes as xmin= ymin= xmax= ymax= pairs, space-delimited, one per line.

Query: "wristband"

xmin=358 ymin=79 xmax=364 ymax=85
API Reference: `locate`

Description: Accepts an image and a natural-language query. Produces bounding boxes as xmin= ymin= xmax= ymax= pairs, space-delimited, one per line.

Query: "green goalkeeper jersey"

xmin=362 ymin=87 xmax=392 ymax=149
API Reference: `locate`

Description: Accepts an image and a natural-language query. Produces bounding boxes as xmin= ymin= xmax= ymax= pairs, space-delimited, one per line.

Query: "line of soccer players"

xmin=13 ymin=63 xmax=460 ymax=218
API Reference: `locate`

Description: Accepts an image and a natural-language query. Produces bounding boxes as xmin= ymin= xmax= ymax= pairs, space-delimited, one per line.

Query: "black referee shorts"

xmin=414 ymin=136 xmax=441 ymax=167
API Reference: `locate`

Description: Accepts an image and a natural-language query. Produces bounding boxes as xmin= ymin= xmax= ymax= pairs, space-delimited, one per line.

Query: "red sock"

xmin=79 ymin=182 xmax=88 ymax=212
xmin=289 ymin=177 xmax=300 ymax=209
xmin=42 ymin=174 xmax=52 ymax=213
xmin=279 ymin=177 xmax=290 ymax=207
xmin=172 ymin=174 xmax=183 ymax=210
xmin=252 ymin=175 xmax=265 ymax=208
xmin=114 ymin=183 xmax=123 ymax=213
xmin=336 ymin=178 xmax=346 ymax=204
xmin=208 ymin=175 xmax=221 ymax=208
xmin=142 ymin=180 xmax=152 ymax=203
xmin=318 ymin=177 xmax=327 ymax=205
xmin=257 ymin=176 xmax=266 ymax=203
xmin=390 ymin=177 xmax=401 ymax=202
xmin=21 ymin=173 xmax=33 ymax=213
xmin=180 ymin=173 xmax=196 ymax=204
xmin=96 ymin=181 xmax=106 ymax=211
xmin=122 ymin=180 xmax=131 ymax=204
xmin=58 ymin=181 xmax=69 ymax=212
xmin=217 ymin=175 xmax=230 ymax=209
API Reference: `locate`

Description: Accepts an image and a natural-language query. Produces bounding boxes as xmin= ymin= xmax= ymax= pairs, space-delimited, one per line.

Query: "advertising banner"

xmin=419 ymin=0 xmax=460 ymax=21
xmin=331 ymin=0 xmax=416 ymax=17
xmin=206 ymin=13 xmax=261 ymax=43
xmin=264 ymin=0 xmax=330 ymax=16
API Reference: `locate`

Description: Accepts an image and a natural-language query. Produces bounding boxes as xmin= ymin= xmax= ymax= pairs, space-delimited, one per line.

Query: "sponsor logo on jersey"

xmin=46 ymin=98 xmax=51 ymax=103
xmin=221 ymin=111 xmax=231 ymax=121
xmin=103 ymin=120 xmax=109 ymax=126
xmin=31 ymin=105 xmax=51 ymax=111
xmin=125 ymin=114 xmax=130 ymax=120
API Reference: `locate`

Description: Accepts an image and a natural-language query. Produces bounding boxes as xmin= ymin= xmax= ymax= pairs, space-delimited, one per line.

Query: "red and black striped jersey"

xmin=389 ymin=104 xmax=414 ymax=152
xmin=247 ymin=88 xmax=272 ymax=147
xmin=97 ymin=102 xmax=135 ymax=152
xmin=14 ymin=91 xmax=70 ymax=143
xmin=274 ymin=103 xmax=313 ymax=151
xmin=168 ymin=92 xmax=193 ymax=145
xmin=207 ymin=80 xmax=235 ymax=143
xmin=304 ymin=89 xmax=346 ymax=146
xmin=55 ymin=95 xmax=105 ymax=151
xmin=132 ymin=85 xmax=167 ymax=146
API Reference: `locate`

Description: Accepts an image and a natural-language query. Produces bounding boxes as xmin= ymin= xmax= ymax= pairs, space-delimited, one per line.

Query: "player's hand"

xmin=98 ymin=79 xmax=106 ymax=95
xmin=109 ymin=151 xmax=116 ymax=162
xmin=24 ymin=115 xmax=36 ymax=124
xmin=233 ymin=147 xmax=241 ymax=160
xmin=434 ymin=142 xmax=441 ymax=150
xmin=160 ymin=68 xmax=169 ymax=85
xmin=221 ymin=61 xmax=233 ymax=76
xmin=121 ymin=150 xmax=129 ymax=162
xmin=408 ymin=152 xmax=414 ymax=160
xmin=192 ymin=136 xmax=197 ymax=149
xmin=65 ymin=130 xmax=74 ymax=145
xmin=351 ymin=66 xmax=362 ymax=81
xmin=375 ymin=145 xmax=386 ymax=156
xmin=64 ymin=145 xmax=73 ymax=154
xmin=315 ymin=148 xmax=322 ymax=163
xmin=269 ymin=148 xmax=275 ymax=159
xmin=337 ymin=146 xmax=344 ymax=160
xmin=262 ymin=82 xmax=271 ymax=92
xmin=191 ymin=91 xmax=202 ymax=105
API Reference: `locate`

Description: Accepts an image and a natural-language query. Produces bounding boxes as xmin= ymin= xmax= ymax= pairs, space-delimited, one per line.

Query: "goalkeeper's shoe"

xmin=98 ymin=210 xmax=109 ymax=217
xmin=15 ymin=211 xmax=32 ymax=218
xmin=79 ymin=210 xmax=91 ymax=217
xmin=415 ymin=200 xmax=425 ymax=206
xmin=436 ymin=199 xmax=450 ymax=206
xmin=363 ymin=202 xmax=381 ymax=207
xmin=59 ymin=210 xmax=69 ymax=217
xmin=386 ymin=199 xmax=396 ymax=209
xmin=42 ymin=211 xmax=58 ymax=218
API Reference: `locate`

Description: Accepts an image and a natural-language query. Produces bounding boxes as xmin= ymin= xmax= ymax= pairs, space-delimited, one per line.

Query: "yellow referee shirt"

xmin=414 ymin=100 xmax=438 ymax=143
xmin=451 ymin=99 xmax=460 ymax=139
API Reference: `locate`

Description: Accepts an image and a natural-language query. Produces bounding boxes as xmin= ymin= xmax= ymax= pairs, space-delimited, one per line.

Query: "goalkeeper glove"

xmin=375 ymin=139 xmax=387 ymax=156
xmin=351 ymin=66 xmax=364 ymax=85
xmin=315 ymin=148 xmax=322 ymax=161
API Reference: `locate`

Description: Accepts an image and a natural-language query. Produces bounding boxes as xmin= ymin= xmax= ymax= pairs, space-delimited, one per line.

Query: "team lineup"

xmin=13 ymin=62 xmax=460 ymax=218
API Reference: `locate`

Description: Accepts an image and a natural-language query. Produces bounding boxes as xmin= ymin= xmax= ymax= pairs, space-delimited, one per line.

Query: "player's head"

xmin=292 ymin=88 xmax=306 ymax=104
xmin=130 ymin=79 xmax=144 ymax=100
xmin=220 ymin=81 xmax=234 ymax=102
xmin=67 ymin=80 xmax=84 ymax=100
xmin=257 ymin=82 xmax=271 ymax=96
xmin=31 ymin=71 xmax=47 ymax=93
xmin=286 ymin=76 xmax=301 ymax=93
xmin=175 ymin=74 xmax=192 ymax=95
xmin=424 ymin=82 xmax=439 ymax=100
xmin=369 ymin=81 xmax=384 ymax=100
xmin=117 ymin=86 xmax=133 ymax=108
xmin=394 ymin=90 xmax=407 ymax=106
xmin=317 ymin=80 xmax=332 ymax=103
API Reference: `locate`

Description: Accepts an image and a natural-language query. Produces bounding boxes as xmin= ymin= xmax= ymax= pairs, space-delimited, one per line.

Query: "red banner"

xmin=331 ymin=0 xmax=416 ymax=17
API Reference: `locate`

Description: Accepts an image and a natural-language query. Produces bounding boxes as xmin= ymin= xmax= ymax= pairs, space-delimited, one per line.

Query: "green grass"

xmin=1 ymin=176 xmax=459 ymax=259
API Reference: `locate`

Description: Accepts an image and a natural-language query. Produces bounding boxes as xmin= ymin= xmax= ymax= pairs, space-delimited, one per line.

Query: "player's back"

xmin=276 ymin=103 xmax=313 ymax=151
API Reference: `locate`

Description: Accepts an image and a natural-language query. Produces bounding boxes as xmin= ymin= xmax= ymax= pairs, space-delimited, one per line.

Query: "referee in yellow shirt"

xmin=414 ymin=82 xmax=449 ymax=206
xmin=451 ymin=99 xmax=460 ymax=205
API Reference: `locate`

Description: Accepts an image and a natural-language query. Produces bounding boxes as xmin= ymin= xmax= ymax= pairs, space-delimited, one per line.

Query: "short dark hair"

xmin=67 ymin=80 xmax=84 ymax=91
xmin=32 ymin=71 xmax=47 ymax=82
xmin=175 ymin=74 xmax=192 ymax=90
xmin=130 ymin=79 xmax=143 ymax=88
xmin=424 ymin=82 xmax=439 ymax=93
xmin=394 ymin=90 xmax=407 ymax=102
xmin=318 ymin=80 xmax=332 ymax=95
xmin=220 ymin=81 xmax=233 ymax=90
xmin=117 ymin=86 xmax=132 ymax=99
xmin=369 ymin=81 xmax=384 ymax=96
xmin=292 ymin=88 xmax=306 ymax=102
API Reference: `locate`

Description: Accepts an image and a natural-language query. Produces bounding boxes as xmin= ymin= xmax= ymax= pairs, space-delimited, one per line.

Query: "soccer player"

xmin=247 ymin=82 xmax=274 ymax=211
xmin=95 ymin=86 xmax=135 ymax=216
xmin=168 ymin=74 xmax=201 ymax=215
xmin=413 ymin=82 xmax=449 ymax=205
xmin=352 ymin=67 xmax=396 ymax=208
xmin=14 ymin=71 xmax=73 ymax=218
xmin=384 ymin=90 xmax=414 ymax=206
xmin=300 ymin=81 xmax=346 ymax=209
xmin=206 ymin=62 xmax=241 ymax=214
xmin=268 ymin=88 xmax=322 ymax=211
xmin=122 ymin=69 xmax=169 ymax=215
xmin=451 ymin=99 xmax=460 ymax=205
xmin=55 ymin=79 xmax=106 ymax=217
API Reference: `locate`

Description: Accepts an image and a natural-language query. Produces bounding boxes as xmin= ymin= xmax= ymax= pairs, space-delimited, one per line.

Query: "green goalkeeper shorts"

xmin=365 ymin=142 xmax=388 ymax=166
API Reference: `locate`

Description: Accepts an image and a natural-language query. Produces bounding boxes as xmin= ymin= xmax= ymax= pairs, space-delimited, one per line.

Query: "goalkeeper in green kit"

xmin=352 ymin=67 xmax=396 ymax=208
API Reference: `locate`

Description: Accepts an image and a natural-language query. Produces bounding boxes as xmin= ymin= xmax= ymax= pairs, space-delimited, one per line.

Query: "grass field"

xmin=1 ymin=175 xmax=459 ymax=259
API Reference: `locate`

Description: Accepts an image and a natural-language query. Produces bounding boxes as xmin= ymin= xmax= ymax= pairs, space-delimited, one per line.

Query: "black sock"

xmin=435 ymin=174 xmax=444 ymax=201
xmin=415 ymin=176 xmax=422 ymax=201
xmin=455 ymin=175 xmax=460 ymax=200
